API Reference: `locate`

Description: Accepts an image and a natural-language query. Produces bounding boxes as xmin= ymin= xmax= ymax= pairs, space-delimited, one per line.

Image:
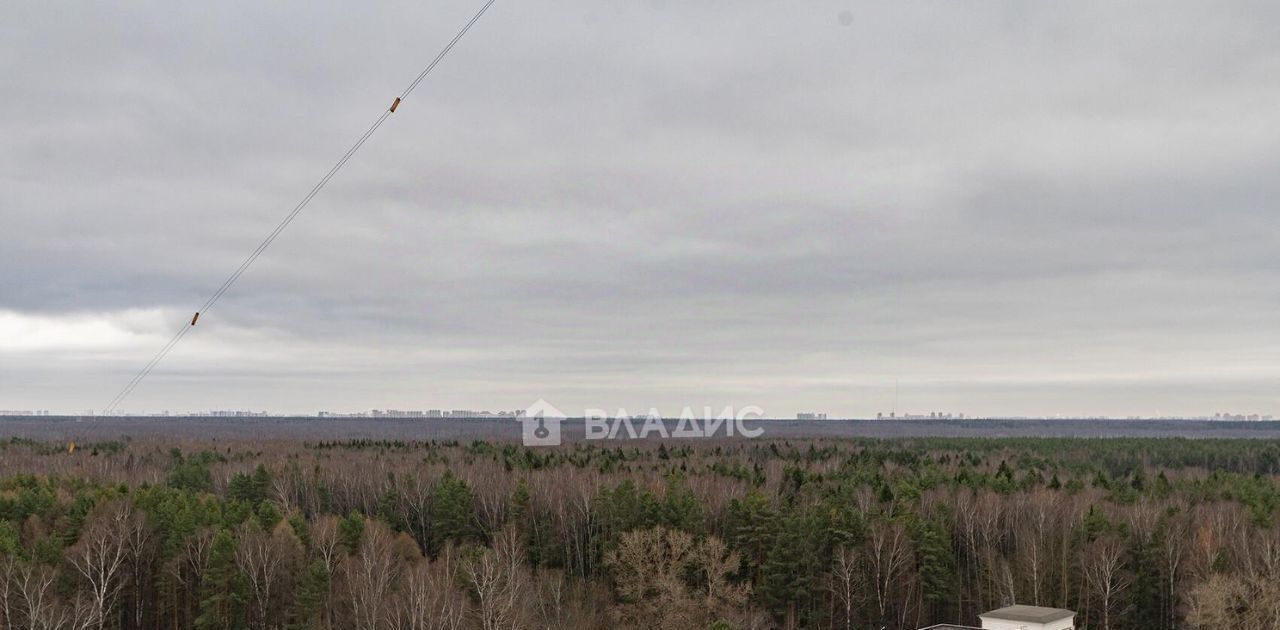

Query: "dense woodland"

xmin=2 ymin=435 xmax=1280 ymax=629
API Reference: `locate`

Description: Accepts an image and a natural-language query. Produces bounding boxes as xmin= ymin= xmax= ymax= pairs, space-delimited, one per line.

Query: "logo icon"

xmin=521 ymin=399 xmax=566 ymax=446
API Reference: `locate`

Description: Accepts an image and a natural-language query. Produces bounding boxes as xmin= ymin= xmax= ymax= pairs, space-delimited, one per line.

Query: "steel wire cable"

xmin=103 ymin=0 xmax=497 ymax=414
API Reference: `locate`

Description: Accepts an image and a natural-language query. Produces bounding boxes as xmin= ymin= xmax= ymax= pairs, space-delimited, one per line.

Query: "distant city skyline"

xmin=4 ymin=1 xmax=1280 ymax=416
xmin=3 ymin=407 xmax=1275 ymax=423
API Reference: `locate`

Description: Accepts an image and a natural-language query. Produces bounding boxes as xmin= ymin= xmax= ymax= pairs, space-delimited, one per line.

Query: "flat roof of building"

xmin=980 ymin=605 xmax=1075 ymax=623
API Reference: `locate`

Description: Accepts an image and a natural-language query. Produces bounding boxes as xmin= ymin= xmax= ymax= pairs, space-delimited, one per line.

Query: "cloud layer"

xmin=3 ymin=1 xmax=1279 ymax=416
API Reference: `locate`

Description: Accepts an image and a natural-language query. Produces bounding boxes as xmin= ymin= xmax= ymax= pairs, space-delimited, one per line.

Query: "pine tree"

xmin=339 ymin=512 xmax=364 ymax=553
xmin=252 ymin=465 xmax=272 ymax=502
xmin=509 ymin=479 xmax=540 ymax=564
xmin=430 ymin=471 xmax=478 ymax=552
xmin=913 ymin=513 xmax=957 ymax=622
xmin=1124 ymin=528 xmax=1160 ymax=629
xmin=228 ymin=465 xmax=271 ymax=504
xmin=662 ymin=475 xmax=703 ymax=532
xmin=0 ymin=520 xmax=18 ymax=557
xmin=509 ymin=479 xmax=531 ymax=527
xmin=287 ymin=560 xmax=330 ymax=630
xmin=758 ymin=513 xmax=823 ymax=628
xmin=725 ymin=491 xmax=777 ymax=582
xmin=195 ymin=529 xmax=246 ymax=630
xmin=256 ymin=500 xmax=283 ymax=530
xmin=287 ymin=514 xmax=311 ymax=551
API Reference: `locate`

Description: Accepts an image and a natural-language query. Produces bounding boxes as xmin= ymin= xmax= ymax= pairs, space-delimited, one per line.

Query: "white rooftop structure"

xmin=920 ymin=605 xmax=1075 ymax=630
xmin=979 ymin=605 xmax=1075 ymax=630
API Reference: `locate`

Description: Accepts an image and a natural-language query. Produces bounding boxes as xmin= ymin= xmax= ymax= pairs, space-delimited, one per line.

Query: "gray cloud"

xmin=3 ymin=1 xmax=1279 ymax=417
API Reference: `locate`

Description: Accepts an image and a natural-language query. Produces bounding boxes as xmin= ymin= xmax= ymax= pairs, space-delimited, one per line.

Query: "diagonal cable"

xmin=103 ymin=0 xmax=497 ymax=414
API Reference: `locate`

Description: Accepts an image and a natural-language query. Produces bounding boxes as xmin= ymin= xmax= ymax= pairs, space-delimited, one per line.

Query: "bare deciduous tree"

xmin=1186 ymin=573 xmax=1280 ymax=630
xmin=867 ymin=519 xmax=914 ymax=627
xmin=388 ymin=555 xmax=466 ymax=630
xmin=604 ymin=526 xmax=749 ymax=630
xmin=1 ymin=555 xmax=17 ymax=630
xmin=235 ymin=521 xmax=302 ymax=630
xmin=463 ymin=527 xmax=529 ymax=630
xmin=1082 ymin=536 xmax=1131 ymax=630
xmin=16 ymin=562 xmax=94 ymax=630
xmin=167 ymin=526 xmax=213 ymax=629
xmin=344 ymin=520 xmax=417 ymax=630
xmin=828 ymin=546 xmax=861 ymax=630
xmin=66 ymin=500 xmax=142 ymax=630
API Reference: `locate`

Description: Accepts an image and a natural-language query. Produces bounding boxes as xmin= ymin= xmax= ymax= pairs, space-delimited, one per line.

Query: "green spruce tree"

xmin=195 ymin=529 xmax=246 ymax=630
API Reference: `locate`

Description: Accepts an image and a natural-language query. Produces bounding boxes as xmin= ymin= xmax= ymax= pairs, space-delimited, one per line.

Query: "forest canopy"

xmin=1 ymin=435 xmax=1279 ymax=629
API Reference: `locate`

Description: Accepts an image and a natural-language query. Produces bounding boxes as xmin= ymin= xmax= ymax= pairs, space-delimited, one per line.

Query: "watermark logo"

xmin=520 ymin=399 xmax=565 ymax=446
xmin=519 ymin=401 xmax=765 ymax=446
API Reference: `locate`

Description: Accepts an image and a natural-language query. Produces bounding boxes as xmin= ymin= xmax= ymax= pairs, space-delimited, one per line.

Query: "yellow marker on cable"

xmin=100 ymin=0 xmax=497 ymax=415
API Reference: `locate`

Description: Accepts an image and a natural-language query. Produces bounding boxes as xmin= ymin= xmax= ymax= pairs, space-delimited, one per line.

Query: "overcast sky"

xmin=3 ymin=1 xmax=1279 ymax=417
